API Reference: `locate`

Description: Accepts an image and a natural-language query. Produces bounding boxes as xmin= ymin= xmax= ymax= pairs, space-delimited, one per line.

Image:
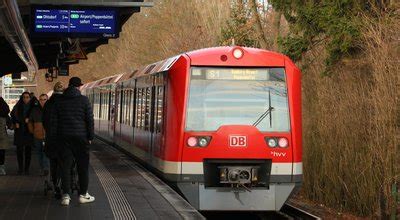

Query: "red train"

xmin=81 ymin=46 xmax=302 ymax=211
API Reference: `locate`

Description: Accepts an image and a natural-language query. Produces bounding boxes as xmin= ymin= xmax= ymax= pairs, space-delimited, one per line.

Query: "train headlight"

xmin=251 ymin=168 xmax=258 ymax=182
xmin=219 ymin=168 xmax=227 ymax=181
xmin=198 ymin=137 xmax=209 ymax=147
xmin=278 ymin=138 xmax=289 ymax=148
xmin=233 ymin=48 xmax=244 ymax=59
xmin=187 ymin=137 xmax=198 ymax=147
xmin=266 ymin=138 xmax=278 ymax=148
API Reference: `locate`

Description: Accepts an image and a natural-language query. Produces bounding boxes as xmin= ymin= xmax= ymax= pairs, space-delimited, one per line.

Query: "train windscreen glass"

xmin=186 ymin=67 xmax=290 ymax=132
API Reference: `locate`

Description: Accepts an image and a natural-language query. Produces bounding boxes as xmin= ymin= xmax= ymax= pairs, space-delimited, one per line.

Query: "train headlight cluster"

xmin=265 ymin=137 xmax=289 ymax=148
xmin=187 ymin=136 xmax=212 ymax=147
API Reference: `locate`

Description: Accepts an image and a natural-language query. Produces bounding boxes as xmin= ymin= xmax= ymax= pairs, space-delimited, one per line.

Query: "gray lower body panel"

xmin=177 ymin=182 xmax=297 ymax=211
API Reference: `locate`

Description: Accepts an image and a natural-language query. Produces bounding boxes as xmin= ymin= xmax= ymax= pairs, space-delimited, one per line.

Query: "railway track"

xmin=280 ymin=204 xmax=321 ymax=220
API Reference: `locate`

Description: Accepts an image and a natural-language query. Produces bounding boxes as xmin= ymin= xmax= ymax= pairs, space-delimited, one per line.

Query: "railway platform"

xmin=0 ymin=138 xmax=204 ymax=220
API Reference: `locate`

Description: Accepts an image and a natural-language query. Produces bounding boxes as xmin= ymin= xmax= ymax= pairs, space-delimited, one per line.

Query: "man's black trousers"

xmin=58 ymin=136 xmax=89 ymax=195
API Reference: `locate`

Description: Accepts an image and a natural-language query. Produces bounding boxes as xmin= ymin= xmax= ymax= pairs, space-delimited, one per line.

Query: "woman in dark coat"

xmin=0 ymin=97 xmax=10 ymax=175
xmin=11 ymin=92 xmax=33 ymax=175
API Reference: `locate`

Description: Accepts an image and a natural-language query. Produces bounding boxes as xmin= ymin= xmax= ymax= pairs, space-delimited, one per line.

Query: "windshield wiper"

xmin=252 ymin=90 xmax=274 ymax=127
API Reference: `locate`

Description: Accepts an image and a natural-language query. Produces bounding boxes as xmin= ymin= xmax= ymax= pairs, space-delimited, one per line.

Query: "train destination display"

xmin=33 ymin=8 xmax=117 ymax=37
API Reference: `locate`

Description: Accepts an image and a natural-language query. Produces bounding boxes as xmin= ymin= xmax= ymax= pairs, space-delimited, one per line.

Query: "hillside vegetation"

xmin=66 ymin=0 xmax=399 ymax=217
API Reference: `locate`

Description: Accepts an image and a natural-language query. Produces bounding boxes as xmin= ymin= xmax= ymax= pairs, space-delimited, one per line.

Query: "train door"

xmin=151 ymin=73 xmax=166 ymax=159
xmin=133 ymin=76 xmax=153 ymax=162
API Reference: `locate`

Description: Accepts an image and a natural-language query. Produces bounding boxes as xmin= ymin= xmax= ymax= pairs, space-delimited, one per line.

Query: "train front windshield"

xmin=186 ymin=67 xmax=290 ymax=132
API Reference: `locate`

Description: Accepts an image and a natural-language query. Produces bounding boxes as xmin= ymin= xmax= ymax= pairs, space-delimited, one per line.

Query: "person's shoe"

xmin=0 ymin=165 xmax=6 ymax=175
xmin=61 ymin=194 xmax=71 ymax=206
xmin=17 ymin=169 xmax=23 ymax=175
xmin=79 ymin=193 xmax=95 ymax=204
xmin=24 ymin=170 xmax=29 ymax=175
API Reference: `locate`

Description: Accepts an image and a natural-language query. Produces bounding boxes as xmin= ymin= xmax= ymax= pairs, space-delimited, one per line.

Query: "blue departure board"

xmin=33 ymin=8 xmax=117 ymax=37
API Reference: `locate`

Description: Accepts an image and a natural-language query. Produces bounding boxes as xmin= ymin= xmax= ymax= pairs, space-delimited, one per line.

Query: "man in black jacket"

xmin=51 ymin=77 xmax=95 ymax=206
xmin=43 ymin=82 xmax=64 ymax=199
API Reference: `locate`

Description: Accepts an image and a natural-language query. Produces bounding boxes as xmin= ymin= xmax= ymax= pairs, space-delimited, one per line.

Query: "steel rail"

xmin=281 ymin=203 xmax=321 ymax=220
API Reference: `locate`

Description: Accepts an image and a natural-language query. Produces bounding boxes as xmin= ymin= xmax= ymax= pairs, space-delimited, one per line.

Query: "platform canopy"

xmin=0 ymin=0 xmax=152 ymax=79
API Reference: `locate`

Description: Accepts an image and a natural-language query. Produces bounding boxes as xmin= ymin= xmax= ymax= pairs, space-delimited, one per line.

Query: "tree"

xmin=270 ymin=0 xmax=364 ymax=72
xmin=220 ymin=1 xmax=259 ymax=47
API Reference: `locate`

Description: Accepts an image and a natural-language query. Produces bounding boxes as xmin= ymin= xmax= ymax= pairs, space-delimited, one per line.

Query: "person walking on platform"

xmin=0 ymin=97 xmax=11 ymax=175
xmin=51 ymin=77 xmax=95 ymax=206
xmin=43 ymin=82 xmax=64 ymax=199
xmin=28 ymin=94 xmax=49 ymax=176
xmin=11 ymin=92 xmax=33 ymax=175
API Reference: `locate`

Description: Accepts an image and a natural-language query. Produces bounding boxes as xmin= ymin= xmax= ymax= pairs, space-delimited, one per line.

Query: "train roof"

xmin=116 ymin=55 xmax=180 ymax=83
xmin=83 ymin=46 xmax=294 ymax=88
xmin=185 ymin=46 xmax=287 ymax=67
xmin=82 ymin=73 xmax=123 ymax=89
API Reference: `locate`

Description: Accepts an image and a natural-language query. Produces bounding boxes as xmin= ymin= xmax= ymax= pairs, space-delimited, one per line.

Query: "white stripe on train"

xmin=114 ymin=138 xmax=302 ymax=176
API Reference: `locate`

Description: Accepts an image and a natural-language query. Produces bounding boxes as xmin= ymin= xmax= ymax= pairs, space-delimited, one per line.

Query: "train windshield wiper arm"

xmin=252 ymin=106 xmax=274 ymax=127
xmin=252 ymin=90 xmax=274 ymax=128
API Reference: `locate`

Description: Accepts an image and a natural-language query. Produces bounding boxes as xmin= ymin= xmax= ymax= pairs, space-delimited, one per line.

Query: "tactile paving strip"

xmin=91 ymin=153 xmax=137 ymax=220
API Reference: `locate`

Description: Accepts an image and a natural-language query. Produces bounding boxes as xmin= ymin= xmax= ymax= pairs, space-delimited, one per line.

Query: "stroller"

xmin=44 ymin=159 xmax=79 ymax=198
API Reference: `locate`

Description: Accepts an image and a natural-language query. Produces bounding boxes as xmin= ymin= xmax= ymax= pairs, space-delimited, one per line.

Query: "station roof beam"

xmin=0 ymin=0 xmax=38 ymax=80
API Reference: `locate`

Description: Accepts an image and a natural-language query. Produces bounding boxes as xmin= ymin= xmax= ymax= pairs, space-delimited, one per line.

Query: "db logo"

xmin=229 ymin=135 xmax=247 ymax=147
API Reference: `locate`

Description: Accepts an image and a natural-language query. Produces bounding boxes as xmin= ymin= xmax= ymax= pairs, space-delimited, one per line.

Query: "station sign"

xmin=31 ymin=6 xmax=118 ymax=38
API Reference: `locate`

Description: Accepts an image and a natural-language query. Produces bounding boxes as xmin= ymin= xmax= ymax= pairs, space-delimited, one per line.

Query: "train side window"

xmin=131 ymin=88 xmax=135 ymax=127
xmin=125 ymin=89 xmax=129 ymax=125
xmin=155 ymin=86 xmax=164 ymax=133
xmin=142 ymin=88 xmax=146 ymax=129
xmin=95 ymin=92 xmax=100 ymax=119
xmin=137 ymin=88 xmax=144 ymax=129
xmin=128 ymin=89 xmax=132 ymax=126
xmin=124 ymin=90 xmax=128 ymax=124
xmin=101 ymin=91 xmax=104 ymax=120
xmin=93 ymin=93 xmax=96 ymax=119
xmin=134 ymin=88 xmax=139 ymax=128
xmin=109 ymin=90 xmax=114 ymax=121
xmin=122 ymin=90 xmax=125 ymax=124
xmin=105 ymin=91 xmax=108 ymax=120
xmin=107 ymin=91 xmax=111 ymax=120
xmin=144 ymin=87 xmax=151 ymax=131
xmin=129 ymin=89 xmax=134 ymax=126
xmin=119 ymin=89 xmax=123 ymax=123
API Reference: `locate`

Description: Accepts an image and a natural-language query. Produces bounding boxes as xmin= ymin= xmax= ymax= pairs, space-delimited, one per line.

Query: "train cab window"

xmin=186 ymin=67 xmax=290 ymax=132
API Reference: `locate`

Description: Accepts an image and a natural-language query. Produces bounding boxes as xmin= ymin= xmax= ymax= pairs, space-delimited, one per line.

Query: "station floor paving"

xmin=0 ymin=139 xmax=204 ymax=220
